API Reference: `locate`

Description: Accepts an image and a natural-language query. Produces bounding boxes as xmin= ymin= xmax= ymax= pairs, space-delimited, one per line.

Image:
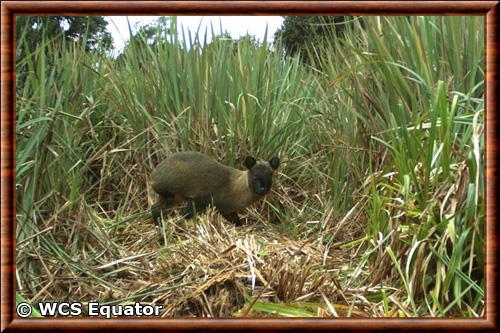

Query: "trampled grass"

xmin=15 ymin=16 xmax=484 ymax=317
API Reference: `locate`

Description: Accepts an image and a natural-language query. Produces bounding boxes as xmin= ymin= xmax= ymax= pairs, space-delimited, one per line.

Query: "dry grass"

xmin=17 ymin=198 xmax=377 ymax=317
xmin=15 ymin=16 xmax=484 ymax=317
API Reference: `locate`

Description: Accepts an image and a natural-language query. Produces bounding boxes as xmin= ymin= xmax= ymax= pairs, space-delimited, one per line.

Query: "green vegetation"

xmin=15 ymin=16 xmax=484 ymax=317
xmin=274 ymin=16 xmax=355 ymax=61
xmin=16 ymin=16 xmax=112 ymax=54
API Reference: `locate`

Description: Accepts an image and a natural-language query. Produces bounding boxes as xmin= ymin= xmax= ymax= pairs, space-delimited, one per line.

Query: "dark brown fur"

xmin=151 ymin=151 xmax=279 ymax=225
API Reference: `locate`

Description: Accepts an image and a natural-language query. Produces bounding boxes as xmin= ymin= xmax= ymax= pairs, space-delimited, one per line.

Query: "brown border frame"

xmin=1 ymin=1 xmax=498 ymax=332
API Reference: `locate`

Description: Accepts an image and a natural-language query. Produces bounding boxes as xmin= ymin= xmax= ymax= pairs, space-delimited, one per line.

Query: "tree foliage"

xmin=125 ymin=17 xmax=172 ymax=49
xmin=207 ymin=32 xmax=262 ymax=55
xmin=16 ymin=16 xmax=113 ymax=54
xmin=274 ymin=16 xmax=354 ymax=61
xmin=15 ymin=16 xmax=112 ymax=94
xmin=115 ymin=17 xmax=172 ymax=65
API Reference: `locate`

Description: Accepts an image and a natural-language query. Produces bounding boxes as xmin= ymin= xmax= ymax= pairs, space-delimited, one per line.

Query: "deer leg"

xmin=151 ymin=192 xmax=177 ymax=225
xmin=182 ymin=199 xmax=209 ymax=219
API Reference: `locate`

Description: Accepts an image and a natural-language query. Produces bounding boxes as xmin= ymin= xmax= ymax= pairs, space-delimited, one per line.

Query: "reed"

xmin=15 ymin=16 xmax=484 ymax=317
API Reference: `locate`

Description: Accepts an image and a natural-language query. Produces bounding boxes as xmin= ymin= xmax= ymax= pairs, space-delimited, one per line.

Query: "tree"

xmin=15 ymin=16 xmax=113 ymax=93
xmin=115 ymin=17 xmax=172 ymax=65
xmin=123 ymin=17 xmax=172 ymax=49
xmin=273 ymin=16 xmax=354 ymax=62
xmin=16 ymin=16 xmax=113 ymax=54
xmin=207 ymin=32 xmax=263 ymax=55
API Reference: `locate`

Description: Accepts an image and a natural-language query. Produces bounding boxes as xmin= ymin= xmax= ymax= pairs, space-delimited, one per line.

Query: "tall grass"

xmin=15 ymin=16 xmax=484 ymax=317
xmin=306 ymin=16 xmax=484 ymax=316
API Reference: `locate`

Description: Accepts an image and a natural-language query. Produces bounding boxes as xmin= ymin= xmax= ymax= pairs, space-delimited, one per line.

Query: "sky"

xmin=105 ymin=16 xmax=284 ymax=51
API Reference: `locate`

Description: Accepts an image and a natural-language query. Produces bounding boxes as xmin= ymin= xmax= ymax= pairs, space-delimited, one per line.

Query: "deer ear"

xmin=244 ymin=156 xmax=257 ymax=169
xmin=269 ymin=157 xmax=280 ymax=170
